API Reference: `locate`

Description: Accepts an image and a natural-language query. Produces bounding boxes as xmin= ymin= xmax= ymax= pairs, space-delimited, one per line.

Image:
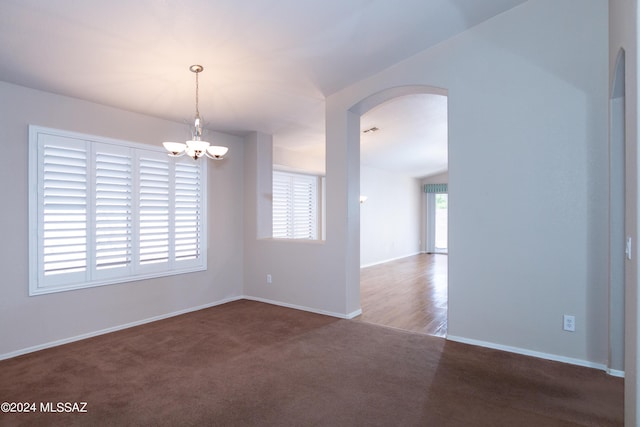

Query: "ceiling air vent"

xmin=362 ymin=126 xmax=379 ymax=134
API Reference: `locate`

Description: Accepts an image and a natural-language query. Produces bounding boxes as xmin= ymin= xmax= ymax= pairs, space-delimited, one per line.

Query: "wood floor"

xmin=357 ymin=253 xmax=448 ymax=336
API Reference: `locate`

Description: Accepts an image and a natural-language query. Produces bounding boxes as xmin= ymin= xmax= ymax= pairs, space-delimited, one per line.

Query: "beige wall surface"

xmin=0 ymin=82 xmax=245 ymax=357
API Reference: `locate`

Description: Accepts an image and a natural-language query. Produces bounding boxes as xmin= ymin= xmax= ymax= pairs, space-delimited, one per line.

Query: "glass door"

xmin=434 ymin=193 xmax=448 ymax=253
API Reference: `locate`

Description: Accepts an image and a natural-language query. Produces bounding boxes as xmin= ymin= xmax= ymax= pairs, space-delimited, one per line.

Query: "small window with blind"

xmin=28 ymin=126 xmax=207 ymax=295
xmin=272 ymin=170 xmax=322 ymax=240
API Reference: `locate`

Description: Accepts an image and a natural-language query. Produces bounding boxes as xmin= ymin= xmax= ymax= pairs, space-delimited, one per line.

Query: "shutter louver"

xmin=292 ymin=178 xmax=316 ymax=239
xmin=95 ymin=149 xmax=132 ymax=271
xmin=42 ymin=142 xmax=88 ymax=276
xmin=174 ymin=161 xmax=201 ymax=261
xmin=139 ymin=157 xmax=169 ymax=265
xmin=272 ymin=172 xmax=292 ymax=238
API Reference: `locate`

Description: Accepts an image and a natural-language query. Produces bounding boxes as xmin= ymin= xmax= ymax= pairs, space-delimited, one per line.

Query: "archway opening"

xmin=350 ymin=86 xmax=449 ymax=336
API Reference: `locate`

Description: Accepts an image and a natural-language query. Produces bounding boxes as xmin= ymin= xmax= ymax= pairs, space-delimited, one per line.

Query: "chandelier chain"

xmin=195 ymin=70 xmax=200 ymax=118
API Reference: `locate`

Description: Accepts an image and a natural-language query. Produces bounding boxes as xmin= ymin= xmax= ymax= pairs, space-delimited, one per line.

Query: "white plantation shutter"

xmin=29 ymin=126 xmax=207 ymax=295
xmin=174 ymin=162 xmax=202 ymax=261
xmin=94 ymin=145 xmax=132 ymax=275
xmin=292 ymin=176 xmax=317 ymax=239
xmin=138 ymin=155 xmax=170 ymax=267
xmin=40 ymin=136 xmax=88 ymax=285
xmin=273 ymin=171 xmax=318 ymax=240
xmin=272 ymin=172 xmax=291 ymax=238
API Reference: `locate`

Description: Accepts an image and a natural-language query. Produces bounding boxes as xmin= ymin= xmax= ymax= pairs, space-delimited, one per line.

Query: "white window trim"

xmin=28 ymin=125 xmax=208 ymax=296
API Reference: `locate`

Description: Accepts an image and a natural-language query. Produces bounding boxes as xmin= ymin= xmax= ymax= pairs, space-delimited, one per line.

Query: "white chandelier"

xmin=162 ymin=65 xmax=228 ymax=160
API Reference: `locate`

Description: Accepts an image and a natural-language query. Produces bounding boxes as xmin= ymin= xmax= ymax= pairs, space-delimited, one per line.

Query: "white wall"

xmin=0 ymin=82 xmax=245 ymax=358
xmin=609 ymin=0 xmax=639 ymax=424
xmin=326 ymin=0 xmax=609 ymax=366
xmin=360 ymin=165 xmax=421 ymax=267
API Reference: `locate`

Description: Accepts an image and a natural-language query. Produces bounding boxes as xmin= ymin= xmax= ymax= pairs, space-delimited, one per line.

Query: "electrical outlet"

xmin=563 ymin=315 xmax=575 ymax=332
xmin=266 ymin=274 xmax=272 ymax=284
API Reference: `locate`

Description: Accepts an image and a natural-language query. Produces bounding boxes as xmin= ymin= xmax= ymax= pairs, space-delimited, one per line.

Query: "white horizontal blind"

xmin=273 ymin=170 xmax=318 ymax=240
xmin=29 ymin=126 xmax=207 ymax=295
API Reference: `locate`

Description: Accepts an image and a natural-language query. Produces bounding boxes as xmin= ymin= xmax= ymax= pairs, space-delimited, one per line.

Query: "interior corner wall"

xmin=360 ymin=165 xmax=421 ymax=267
xmin=0 ymin=81 xmax=245 ymax=358
xmin=327 ymin=0 xmax=610 ymax=366
xmin=244 ymin=132 xmax=273 ymax=240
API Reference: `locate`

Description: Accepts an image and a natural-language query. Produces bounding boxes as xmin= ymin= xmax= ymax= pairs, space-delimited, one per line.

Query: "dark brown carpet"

xmin=0 ymin=300 xmax=623 ymax=426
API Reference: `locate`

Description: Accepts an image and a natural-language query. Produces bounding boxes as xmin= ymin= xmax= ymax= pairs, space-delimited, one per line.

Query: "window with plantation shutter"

xmin=272 ymin=170 xmax=319 ymax=240
xmin=29 ymin=126 xmax=207 ymax=295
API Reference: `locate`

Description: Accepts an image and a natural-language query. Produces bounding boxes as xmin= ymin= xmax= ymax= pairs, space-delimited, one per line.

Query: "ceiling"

xmin=0 ymin=0 xmax=526 ymax=178
xmin=361 ymin=93 xmax=448 ymax=178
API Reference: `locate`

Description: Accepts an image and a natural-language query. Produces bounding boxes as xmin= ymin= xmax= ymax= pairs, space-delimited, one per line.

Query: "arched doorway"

xmin=348 ymin=85 xmax=449 ymax=336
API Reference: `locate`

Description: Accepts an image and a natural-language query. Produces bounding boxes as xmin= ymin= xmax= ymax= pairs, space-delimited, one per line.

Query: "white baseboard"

xmin=360 ymin=252 xmax=422 ymax=269
xmin=607 ymin=368 xmax=625 ymax=378
xmin=0 ymin=296 xmax=243 ymax=361
xmin=5 ymin=298 xmax=622 ymax=379
xmin=243 ymin=295 xmax=362 ymax=319
xmin=4 ymin=296 xmax=624 ymax=380
xmin=447 ymin=335 xmax=624 ymax=376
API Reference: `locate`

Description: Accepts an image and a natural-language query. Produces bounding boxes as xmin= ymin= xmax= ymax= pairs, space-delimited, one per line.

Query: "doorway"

xmin=425 ymin=187 xmax=448 ymax=254
xmin=355 ymin=87 xmax=448 ymax=337
xmin=435 ymin=193 xmax=448 ymax=253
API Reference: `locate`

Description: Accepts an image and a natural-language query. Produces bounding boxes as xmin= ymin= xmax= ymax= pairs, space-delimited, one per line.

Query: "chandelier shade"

xmin=162 ymin=65 xmax=228 ymax=160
